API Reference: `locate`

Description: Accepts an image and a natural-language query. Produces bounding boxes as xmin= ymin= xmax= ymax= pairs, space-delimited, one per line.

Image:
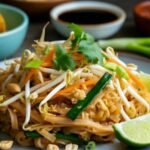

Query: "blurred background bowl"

xmin=2 ymin=0 xmax=72 ymax=19
xmin=134 ymin=1 xmax=150 ymax=36
xmin=0 ymin=4 xmax=29 ymax=60
xmin=50 ymin=1 xmax=126 ymax=39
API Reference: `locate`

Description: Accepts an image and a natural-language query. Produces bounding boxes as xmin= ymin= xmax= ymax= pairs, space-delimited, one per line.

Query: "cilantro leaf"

xmin=68 ymin=23 xmax=84 ymax=46
xmin=68 ymin=23 xmax=94 ymax=44
xmin=54 ymin=45 xmax=76 ymax=70
xmin=78 ymin=40 xmax=102 ymax=64
xmin=25 ymin=59 xmax=43 ymax=69
xmin=68 ymin=23 xmax=103 ymax=64
xmin=84 ymin=33 xmax=94 ymax=42
xmin=68 ymin=23 xmax=83 ymax=38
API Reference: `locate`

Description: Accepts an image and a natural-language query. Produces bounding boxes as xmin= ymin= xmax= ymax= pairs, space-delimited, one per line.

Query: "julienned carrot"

xmin=108 ymin=58 xmax=145 ymax=89
xmin=42 ymin=49 xmax=55 ymax=67
xmin=73 ymin=53 xmax=85 ymax=60
xmin=24 ymin=49 xmax=55 ymax=84
xmin=55 ymin=79 xmax=97 ymax=97
xmin=23 ymin=69 xmax=37 ymax=84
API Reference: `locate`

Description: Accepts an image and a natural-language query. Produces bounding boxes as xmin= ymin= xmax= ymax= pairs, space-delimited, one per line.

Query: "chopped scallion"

xmin=25 ymin=59 xmax=43 ymax=69
xmin=56 ymin=132 xmax=87 ymax=145
xmin=67 ymin=73 xmax=112 ymax=120
xmin=85 ymin=141 xmax=96 ymax=150
xmin=24 ymin=131 xmax=41 ymax=138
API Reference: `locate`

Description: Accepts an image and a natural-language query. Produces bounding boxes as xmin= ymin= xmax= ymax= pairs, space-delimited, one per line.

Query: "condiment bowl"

xmin=50 ymin=1 xmax=126 ymax=39
xmin=3 ymin=0 xmax=72 ymax=18
xmin=134 ymin=1 xmax=150 ymax=36
xmin=0 ymin=4 xmax=29 ymax=60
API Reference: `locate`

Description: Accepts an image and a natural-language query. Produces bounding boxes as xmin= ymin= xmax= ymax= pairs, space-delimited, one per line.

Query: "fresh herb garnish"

xmin=69 ymin=23 xmax=103 ymax=64
xmin=78 ymin=40 xmax=102 ymax=64
xmin=25 ymin=59 xmax=43 ymax=69
xmin=24 ymin=131 xmax=86 ymax=145
xmin=68 ymin=23 xmax=94 ymax=44
xmin=24 ymin=131 xmax=41 ymax=138
xmin=68 ymin=23 xmax=84 ymax=41
xmin=56 ymin=132 xmax=87 ymax=145
xmin=53 ymin=45 xmax=76 ymax=70
xmin=53 ymin=24 xmax=102 ymax=71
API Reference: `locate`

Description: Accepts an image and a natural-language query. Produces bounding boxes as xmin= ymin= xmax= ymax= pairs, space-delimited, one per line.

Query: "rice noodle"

xmin=0 ymin=30 xmax=150 ymax=149
xmin=8 ymin=108 xmax=19 ymax=130
xmin=11 ymin=102 xmax=43 ymax=123
xmin=0 ymin=81 xmax=50 ymax=106
xmin=43 ymin=114 xmax=113 ymax=135
xmin=37 ymin=129 xmax=56 ymax=143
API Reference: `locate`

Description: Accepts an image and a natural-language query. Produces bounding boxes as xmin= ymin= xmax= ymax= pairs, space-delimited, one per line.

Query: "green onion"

xmin=54 ymin=45 xmax=76 ymax=71
xmin=25 ymin=59 xmax=43 ymax=69
xmin=85 ymin=141 xmax=96 ymax=150
xmin=67 ymin=73 xmax=112 ymax=120
xmin=56 ymin=132 xmax=87 ymax=145
xmin=24 ymin=131 xmax=86 ymax=145
xmin=139 ymin=72 xmax=150 ymax=92
xmin=43 ymin=45 xmax=50 ymax=55
xmin=24 ymin=131 xmax=41 ymax=138
xmin=104 ymin=62 xmax=129 ymax=79
xmin=98 ymin=38 xmax=150 ymax=57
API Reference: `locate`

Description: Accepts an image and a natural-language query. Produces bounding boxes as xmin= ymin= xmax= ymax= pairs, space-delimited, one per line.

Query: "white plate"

xmin=0 ymin=52 xmax=150 ymax=150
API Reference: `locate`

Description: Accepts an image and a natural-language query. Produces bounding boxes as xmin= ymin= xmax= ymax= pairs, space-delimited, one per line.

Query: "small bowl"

xmin=134 ymin=1 xmax=150 ymax=35
xmin=50 ymin=1 xmax=126 ymax=39
xmin=3 ymin=0 xmax=72 ymax=18
xmin=0 ymin=4 xmax=29 ymax=60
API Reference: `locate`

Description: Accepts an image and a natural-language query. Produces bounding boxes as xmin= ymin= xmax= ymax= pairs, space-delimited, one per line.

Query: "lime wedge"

xmin=113 ymin=114 xmax=150 ymax=147
xmin=139 ymin=72 xmax=150 ymax=92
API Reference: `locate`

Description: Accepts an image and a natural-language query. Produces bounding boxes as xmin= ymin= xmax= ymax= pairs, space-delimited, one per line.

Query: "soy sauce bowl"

xmin=50 ymin=1 xmax=126 ymax=39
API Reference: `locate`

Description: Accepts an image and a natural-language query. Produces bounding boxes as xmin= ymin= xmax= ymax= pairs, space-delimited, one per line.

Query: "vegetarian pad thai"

xmin=0 ymin=24 xmax=150 ymax=150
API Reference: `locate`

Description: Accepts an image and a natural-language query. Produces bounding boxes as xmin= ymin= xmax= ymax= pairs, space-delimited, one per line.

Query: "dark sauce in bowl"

xmin=58 ymin=9 xmax=118 ymax=25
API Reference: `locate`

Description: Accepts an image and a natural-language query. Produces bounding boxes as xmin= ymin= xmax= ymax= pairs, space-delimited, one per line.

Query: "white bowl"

xmin=50 ymin=1 xmax=126 ymax=39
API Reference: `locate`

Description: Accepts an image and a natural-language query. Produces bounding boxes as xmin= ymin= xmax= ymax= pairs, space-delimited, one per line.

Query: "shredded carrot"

xmin=23 ymin=48 xmax=55 ymax=84
xmin=42 ymin=49 xmax=55 ymax=67
xmin=23 ymin=69 xmax=37 ymax=85
xmin=108 ymin=58 xmax=145 ymax=89
xmin=55 ymin=79 xmax=97 ymax=97
xmin=73 ymin=52 xmax=85 ymax=60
